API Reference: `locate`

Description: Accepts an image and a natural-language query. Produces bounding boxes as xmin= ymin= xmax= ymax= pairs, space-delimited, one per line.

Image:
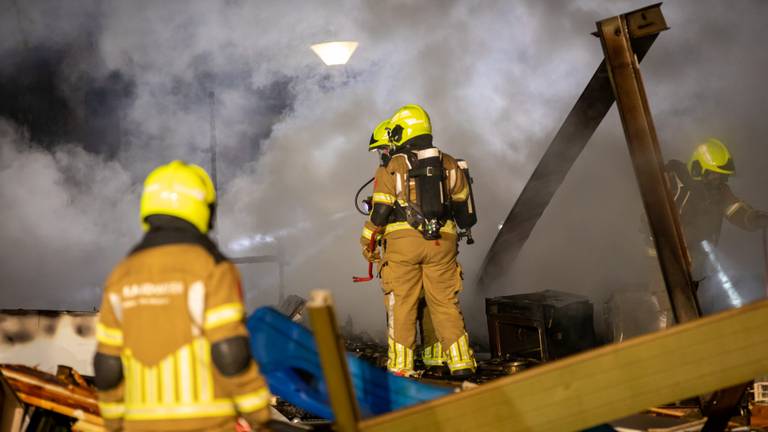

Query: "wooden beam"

xmin=359 ymin=299 xmax=768 ymax=432
xmin=16 ymin=393 xmax=104 ymax=425
xmin=308 ymin=290 xmax=361 ymax=432
xmin=0 ymin=367 xmax=98 ymax=408
xmin=0 ymin=373 xmax=25 ymax=432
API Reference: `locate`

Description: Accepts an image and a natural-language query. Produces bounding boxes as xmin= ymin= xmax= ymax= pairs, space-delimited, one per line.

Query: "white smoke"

xmin=0 ymin=120 xmax=138 ymax=309
xmin=0 ymin=0 xmax=766 ymax=342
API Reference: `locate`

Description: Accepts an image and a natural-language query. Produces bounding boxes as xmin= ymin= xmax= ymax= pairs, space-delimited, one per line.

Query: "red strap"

xmin=353 ymin=228 xmax=379 ymax=283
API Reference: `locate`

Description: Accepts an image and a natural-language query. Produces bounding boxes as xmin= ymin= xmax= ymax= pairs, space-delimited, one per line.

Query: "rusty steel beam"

xmin=596 ymin=6 xmax=699 ymax=324
xmin=477 ymin=4 xmax=666 ymax=293
xmin=597 ymin=7 xmax=747 ymax=430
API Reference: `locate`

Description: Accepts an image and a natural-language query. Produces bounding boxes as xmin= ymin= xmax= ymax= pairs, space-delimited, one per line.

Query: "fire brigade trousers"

xmin=380 ymin=232 xmax=475 ymax=373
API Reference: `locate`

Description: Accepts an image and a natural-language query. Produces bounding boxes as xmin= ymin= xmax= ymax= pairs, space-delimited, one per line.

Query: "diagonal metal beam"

xmin=477 ymin=4 xmax=667 ymax=293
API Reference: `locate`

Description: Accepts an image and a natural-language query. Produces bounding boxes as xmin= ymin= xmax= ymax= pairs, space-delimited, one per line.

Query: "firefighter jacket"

xmin=360 ymin=140 xmax=471 ymax=248
xmin=95 ymin=217 xmax=270 ymax=432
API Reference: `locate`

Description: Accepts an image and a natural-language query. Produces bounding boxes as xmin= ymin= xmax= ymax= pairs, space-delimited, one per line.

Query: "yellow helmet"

xmin=368 ymin=119 xmax=391 ymax=151
xmin=388 ymin=104 xmax=432 ymax=147
xmin=688 ymin=138 xmax=735 ymax=179
xmin=140 ymin=160 xmax=216 ymax=233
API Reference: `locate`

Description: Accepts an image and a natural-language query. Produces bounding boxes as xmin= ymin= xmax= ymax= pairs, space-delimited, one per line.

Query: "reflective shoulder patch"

xmin=187 ymin=280 xmax=206 ymax=331
xmin=725 ymin=201 xmax=746 ymax=217
xmin=108 ymin=293 xmax=123 ymax=323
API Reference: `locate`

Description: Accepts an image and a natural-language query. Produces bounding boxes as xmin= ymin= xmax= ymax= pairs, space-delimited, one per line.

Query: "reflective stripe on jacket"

xmin=95 ymin=222 xmax=270 ymax=430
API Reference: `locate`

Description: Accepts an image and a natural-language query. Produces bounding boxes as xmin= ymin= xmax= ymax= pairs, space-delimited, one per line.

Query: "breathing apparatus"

xmin=403 ymin=146 xmax=448 ymax=241
xmin=352 ymin=153 xmax=477 ymax=245
xmin=354 ymin=107 xmax=477 ymax=245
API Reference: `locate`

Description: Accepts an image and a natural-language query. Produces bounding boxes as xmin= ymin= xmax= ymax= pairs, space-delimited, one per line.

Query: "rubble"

xmin=0 ymin=364 xmax=103 ymax=431
xmin=276 ymin=294 xmax=307 ymax=322
xmin=340 ymin=315 xmax=387 ymax=369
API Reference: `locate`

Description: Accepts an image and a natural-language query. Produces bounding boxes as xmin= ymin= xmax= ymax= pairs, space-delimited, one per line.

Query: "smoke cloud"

xmin=1 ymin=0 xmax=766 ymax=343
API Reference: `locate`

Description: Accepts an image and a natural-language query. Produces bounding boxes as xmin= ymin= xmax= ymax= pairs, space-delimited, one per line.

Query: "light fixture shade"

xmin=310 ymin=41 xmax=359 ymax=66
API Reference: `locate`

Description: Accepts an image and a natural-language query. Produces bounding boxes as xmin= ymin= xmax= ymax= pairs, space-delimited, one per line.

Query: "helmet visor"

xmin=717 ymin=158 xmax=735 ymax=173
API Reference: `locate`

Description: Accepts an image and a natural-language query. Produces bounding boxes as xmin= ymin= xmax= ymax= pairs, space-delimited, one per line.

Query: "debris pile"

xmin=340 ymin=315 xmax=387 ymax=369
xmin=0 ymin=364 xmax=103 ymax=431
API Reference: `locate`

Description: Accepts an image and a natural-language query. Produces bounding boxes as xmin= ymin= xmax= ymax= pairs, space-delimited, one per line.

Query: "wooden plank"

xmin=358 ymin=299 xmax=768 ymax=432
xmin=0 ymin=374 xmax=26 ymax=432
xmin=0 ymin=367 xmax=99 ymax=413
xmin=16 ymin=393 xmax=104 ymax=425
xmin=648 ymin=407 xmax=689 ymax=418
xmin=308 ymin=290 xmax=360 ymax=432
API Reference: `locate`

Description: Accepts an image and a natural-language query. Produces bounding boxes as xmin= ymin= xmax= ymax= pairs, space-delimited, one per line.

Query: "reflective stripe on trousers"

xmin=386 ymin=292 xmax=415 ymax=372
xmin=445 ymin=332 xmax=476 ymax=372
xmin=422 ymin=341 xmax=445 ymax=367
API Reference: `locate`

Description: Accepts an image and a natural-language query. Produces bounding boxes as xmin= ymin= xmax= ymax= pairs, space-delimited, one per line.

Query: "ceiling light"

xmin=310 ymin=41 xmax=359 ymax=66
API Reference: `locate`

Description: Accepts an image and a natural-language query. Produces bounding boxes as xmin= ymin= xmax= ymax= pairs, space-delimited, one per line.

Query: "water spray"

xmin=701 ymin=240 xmax=743 ymax=308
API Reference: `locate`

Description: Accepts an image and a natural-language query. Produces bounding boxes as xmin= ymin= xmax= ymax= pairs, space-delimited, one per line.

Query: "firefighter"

xmin=650 ymin=138 xmax=768 ymax=274
xmin=366 ymin=120 xmax=445 ymax=371
xmin=647 ymin=139 xmax=768 ymax=318
xmin=93 ymin=161 xmax=271 ymax=432
xmin=360 ymin=104 xmax=476 ymax=377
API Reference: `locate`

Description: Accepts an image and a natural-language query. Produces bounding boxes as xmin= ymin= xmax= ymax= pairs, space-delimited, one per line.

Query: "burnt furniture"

xmin=486 ymin=290 xmax=597 ymax=362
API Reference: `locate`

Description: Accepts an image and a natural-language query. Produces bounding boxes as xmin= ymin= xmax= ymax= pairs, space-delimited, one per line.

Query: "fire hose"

xmin=353 ymin=228 xmax=379 ymax=283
